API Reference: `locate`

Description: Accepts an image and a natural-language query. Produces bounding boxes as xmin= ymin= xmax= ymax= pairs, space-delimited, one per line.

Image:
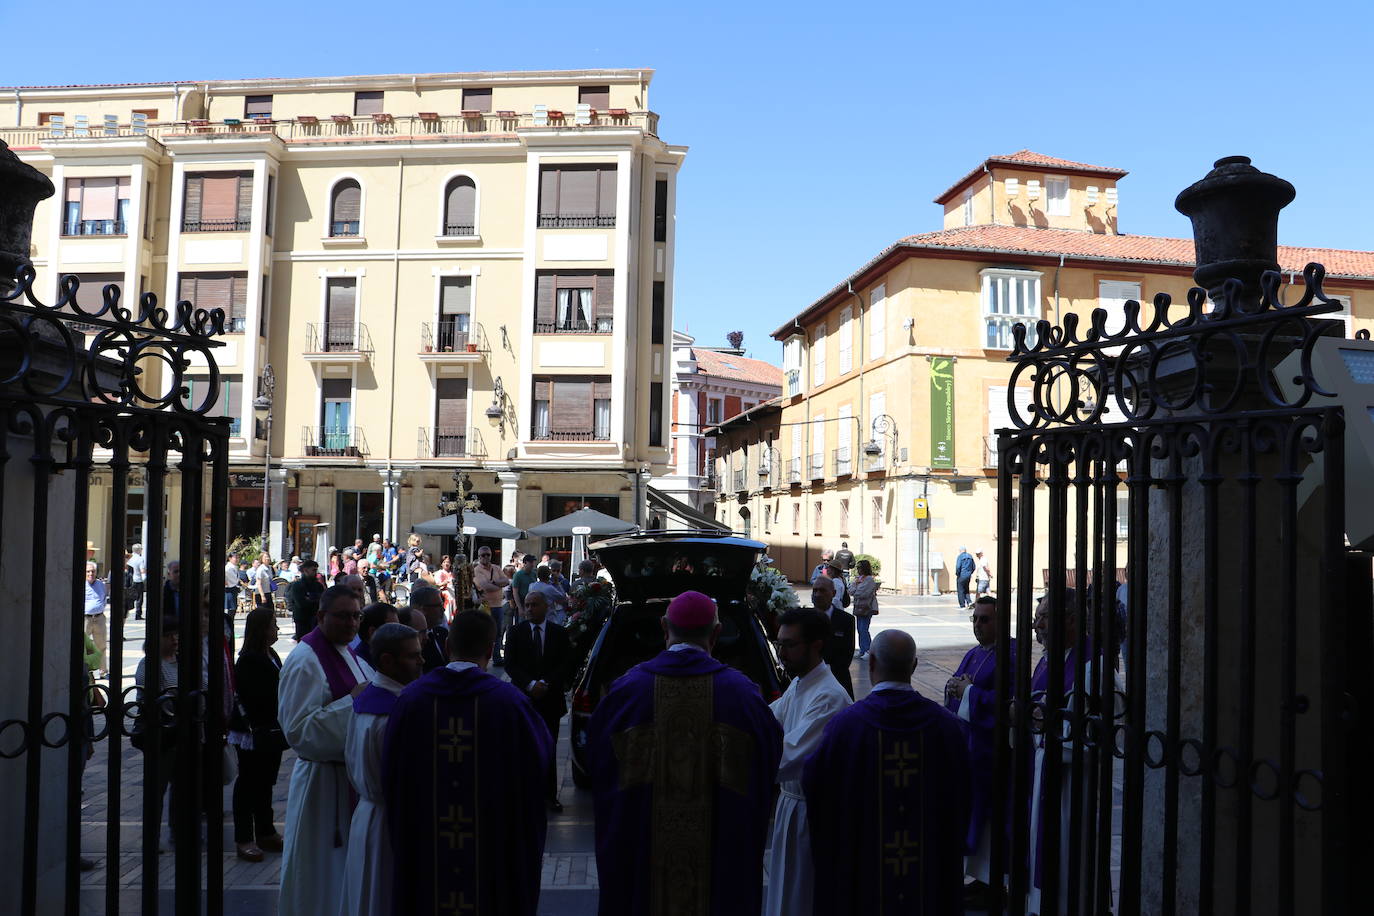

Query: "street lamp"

xmin=253 ymin=364 xmax=275 ymax=555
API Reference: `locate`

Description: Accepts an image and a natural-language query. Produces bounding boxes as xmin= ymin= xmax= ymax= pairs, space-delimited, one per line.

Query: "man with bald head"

xmin=802 ymin=629 xmax=971 ymax=915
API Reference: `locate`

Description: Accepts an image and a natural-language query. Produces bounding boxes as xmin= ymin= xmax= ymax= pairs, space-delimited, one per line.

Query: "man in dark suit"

xmin=504 ymin=589 xmax=573 ymax=812
xmin=810 ymin=576 xmax=856 ymax=698
xmin=409 ymin=585 xmax=449 ymax=673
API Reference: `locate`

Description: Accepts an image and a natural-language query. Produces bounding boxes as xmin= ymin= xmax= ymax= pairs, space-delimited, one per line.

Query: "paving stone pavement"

xmin=77 ymin=607 xmax=980 ymax=913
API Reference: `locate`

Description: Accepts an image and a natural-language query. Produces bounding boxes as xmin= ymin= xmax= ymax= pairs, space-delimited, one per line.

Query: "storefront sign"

xmin=930 ymin=356 xmax=955 ymax=468
xmin=228 ymin=472 xmax=266 ymax=489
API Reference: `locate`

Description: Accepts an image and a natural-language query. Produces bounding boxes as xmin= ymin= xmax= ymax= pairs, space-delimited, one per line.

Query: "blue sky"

xmin=8 ymin=0 xmax=1372 ymax=363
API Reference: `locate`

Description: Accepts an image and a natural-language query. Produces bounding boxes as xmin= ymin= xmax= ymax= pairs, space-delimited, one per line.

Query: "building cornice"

xmin=3 ymin=69 xmax=655 ymax=94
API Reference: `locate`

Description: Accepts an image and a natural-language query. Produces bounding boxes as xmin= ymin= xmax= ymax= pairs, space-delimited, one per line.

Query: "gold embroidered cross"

xmin=438 ymin=804 xmax=474 ymax=851
xmin=438 ymin=716 xmax=474 ymax=765
xmin=439 ymin=890 xmax=475 ymax=914
xmin=883 ymin=828 xmax=921 ymax=877
xmin=882 ymin=741 xmax=920 ymax=788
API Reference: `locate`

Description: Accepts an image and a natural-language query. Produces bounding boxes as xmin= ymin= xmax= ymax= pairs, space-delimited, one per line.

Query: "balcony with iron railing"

xmin=809 ymin=453 xmax=825 ymax=480
xmin=62 ymin=218 xmax=126 ymax=237
xmin=442 ymin=223 xmax=475 ymax=237
xmin=181 ymin=217 xmax=252 ymax=233
xmin=420 ymin=321 xmax=487 ymax=360
xmin=833 ymin=446 xmax=853 ymax=477
xmin=0 ymin=110 xmax=661 ymax=151
xmin=787 ymin=457 xmax=802 ymax=485
xmin=329 ymin=220 xmax=361 ymax=238
xmin=534 ymin=316 xmax=613 ymax=335
xmin=305 ymin=322 xmax=374 ymax=361
xmin=531 ymin=423 xmax=612 ymax=442
xmin=537 ymin=214 xmax=616 ymax=229
xmin=418 ymin=426 xmax=486 ymax=459
xmin=302 ymin=426 xmax=368 ymax=458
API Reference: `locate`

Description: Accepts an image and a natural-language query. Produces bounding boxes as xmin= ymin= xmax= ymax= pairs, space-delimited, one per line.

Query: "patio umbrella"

xmin=526 ymin=506 xmax=637 ymax=538
xmin=411 ymin=510 xmax=524 ymax=540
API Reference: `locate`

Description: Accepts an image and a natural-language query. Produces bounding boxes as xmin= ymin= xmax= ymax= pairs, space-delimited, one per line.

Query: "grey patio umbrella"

xmin=411 ymin=510 xmax=524 ymax=539
xmin=525 ymin=506 xmax=637 ymax=538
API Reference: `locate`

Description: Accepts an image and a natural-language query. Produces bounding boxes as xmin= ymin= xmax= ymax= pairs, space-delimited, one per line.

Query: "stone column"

xmin=268 ymin=467 xmax=289 ymax=557
xmin=379 ymin=468 xmax=402 ymax=542
xmin=498 ymin=471 xmax=521 ymax=559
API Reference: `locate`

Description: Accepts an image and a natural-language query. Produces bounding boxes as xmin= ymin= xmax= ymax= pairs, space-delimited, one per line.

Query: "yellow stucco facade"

xmin=3 ymin=69 xmax=683 ymax=560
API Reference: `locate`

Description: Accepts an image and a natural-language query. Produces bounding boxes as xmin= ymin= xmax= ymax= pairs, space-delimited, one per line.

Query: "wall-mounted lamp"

xmin=485 ymin=376 xmax=506 ymax=430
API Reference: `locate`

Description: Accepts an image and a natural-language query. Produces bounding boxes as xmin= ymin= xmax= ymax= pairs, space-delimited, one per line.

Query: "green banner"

xmin=930 ymin=356 xmax=955 ymax=468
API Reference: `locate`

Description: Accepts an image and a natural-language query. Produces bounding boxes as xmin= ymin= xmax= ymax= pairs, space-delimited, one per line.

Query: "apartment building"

xmin=1 ymin=69 xmax=684 ymax=558
xmin=649 ymin=331 xmax=782 ymax=527
xmin=711 ymin=150 xmax=1374 ymax=592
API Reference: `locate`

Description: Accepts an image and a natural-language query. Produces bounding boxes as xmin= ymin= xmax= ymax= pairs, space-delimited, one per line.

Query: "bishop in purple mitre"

xmin=383 ymin=610 xmax=553 ymax=916
xmin=802 ymin=629 xmax=971 ymax=916
xmin=588 ymin=590 xmax=783 ymax=916
xmin=945 ymin=594 xmax=1016 ymax=897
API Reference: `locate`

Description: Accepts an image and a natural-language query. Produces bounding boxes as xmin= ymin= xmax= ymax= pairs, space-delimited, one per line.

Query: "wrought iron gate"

xmin=988 ymin=256 xmax=1369 ymax=915
xmin=0 ymin=261 xmax=231 ymax=913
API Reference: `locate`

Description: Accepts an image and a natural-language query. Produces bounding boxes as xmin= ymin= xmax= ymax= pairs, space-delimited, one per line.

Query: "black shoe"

xmin=547 ymin=799 xmax=563 ymax=813
xmin=135 ymin=614 xmax=143 ymax=620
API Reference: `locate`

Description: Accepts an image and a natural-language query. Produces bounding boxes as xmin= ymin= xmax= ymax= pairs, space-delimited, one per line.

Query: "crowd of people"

xmin=83 ymin=528 xmax=1114 ymax=915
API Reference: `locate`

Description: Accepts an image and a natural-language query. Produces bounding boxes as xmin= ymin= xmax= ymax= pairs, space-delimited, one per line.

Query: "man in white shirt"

xmin=341 ymin=622 xmax=423 ymax=916
xmin=224 ymin=552 xmax=241 ymax=615
xmin=253 ymin=551 xmax=274 ymax=611
xmin=277 ymin=585 xmax=373 ymax=916
xmin=765 ymin=608 xmax=852 ymax=916
xmin=83 ymin=561 xmax=108 ymax=677
xmin=128 ymin=543 xmax=147 ymax=621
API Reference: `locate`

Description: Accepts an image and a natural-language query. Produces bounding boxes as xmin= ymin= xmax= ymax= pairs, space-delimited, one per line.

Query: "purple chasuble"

xmin=301 ymin=627 xmax=363 ymax=702
xmin=1028 ymin=641 xmax=1095 ymax=890
xmin=802 ymin=689 xmax=971 ymax=916
xmin=382 ymin=666 xmax=552 ymax=916
xmin=947 ymin=639 xmax=1016 ymax=854
xmin=587 ymin=648 xmax=783 ymax=916
xmin=353 ymin=682 xmax=399 ymax=717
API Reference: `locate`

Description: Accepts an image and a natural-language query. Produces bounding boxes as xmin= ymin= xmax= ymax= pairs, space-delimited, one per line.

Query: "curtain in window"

xmin=534 ymin=400 xmax=551 ymax=438
xmin=594 ymin=398 xmax=611 ymax=440
xmin=556 ymin=288 xmax=590 ymax=330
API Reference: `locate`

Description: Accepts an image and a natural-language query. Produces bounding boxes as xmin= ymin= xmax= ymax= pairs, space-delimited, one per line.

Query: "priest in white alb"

xmin=764 ymin=607 xmax=853 ymax=916
xmin=340 ymin=622 xmax=423 ymax=916
xmin=277 ymin=584 xmax=373 ymax=916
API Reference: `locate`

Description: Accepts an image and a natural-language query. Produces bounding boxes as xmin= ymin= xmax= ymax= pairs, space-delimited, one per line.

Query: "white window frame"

xmin=813 ymin=500 xmax=823 ymax=535
xmin=792 ymin=501 xmax=800 ymax=535
xmin=1098 ymin=279 xmax=1142 ymax=337
xmin=812 ymin=324 xmax=826 ymax=387
xmin=871 ymin=495 xmax=883 ymax=537
xmin=838 ymin=306 xmax=853 ymax=375
xmin=783 ymin=336 xmax=803 ymax=395
xmin=811 ymin=414 xmax=825 ymax=477
xmin=839 ymin=498 xmax=850 ymax=537
xmin=1327 ymin=294 xmax=1353 ymax=337
xmin=707 ymin=397 xmax=723 ymax=425
xmin=963 ymin=189 xmax=974 ymax=226
xmin=869 ymin=284 xmax=886 ymax=360
xmin=981 ymin=268 xmax=1042 ymax=350
xmin=1046 ymin=175 xmax=1070 ymax=217
xmin=435 ymin=170 xmax=481 ymax=238
xmin=325 ymin=173 xmax=365 ymax=240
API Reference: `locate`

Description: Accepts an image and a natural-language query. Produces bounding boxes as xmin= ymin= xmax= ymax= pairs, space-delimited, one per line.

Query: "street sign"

xmin=913 ymin=497 xmax=929 ymax=519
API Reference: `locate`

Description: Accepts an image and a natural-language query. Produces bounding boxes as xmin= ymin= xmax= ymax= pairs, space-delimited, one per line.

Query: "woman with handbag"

xmin=850 ymin=559 xmax=881 ymax=659
xmin=230 ymin=607 xmax=288 ymax=862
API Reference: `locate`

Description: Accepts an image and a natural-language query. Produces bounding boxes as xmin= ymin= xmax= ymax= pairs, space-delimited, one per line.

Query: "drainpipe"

xmin=13 ymin=89 xmax=21 ymax=127
xmin=1054 ymin=254 xmax=1065 ymax=326
xmin=985 ymin=165 xmax=994 ymax=226
xmin=384 ymin=156 xmax=405 ymax=540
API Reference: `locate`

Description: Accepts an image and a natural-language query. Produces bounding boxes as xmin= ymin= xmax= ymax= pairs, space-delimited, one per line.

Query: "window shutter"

xmin=236 ymin=174 xmax=253 ymax=225
xmin=461 ymin=88 xmax=492 ymax=112
xmin=322 ymin=378 xmax=351 ymax=401
xmin=539 ymin=169 xmax=559 ymax=218
xmin=592 ymin=378 xmax=611 ymax=401
xmin=593 ymin=273 xmax=614 ymax=325
xmin=869 ymin=284 xmax=886 ymax=359
xmin=81 ymin=177 xmax=118 ymax=221
xmin=535 ymin=273 xmax=556 ymax=327
xmin=183 ymin=175 xmax=203 ymax=225
xmin=194 ymin=275 xmax=233 ymax=312
xmin=440 ymin=277 xmax=472 ymax=315
xmin=558 ymin=169 xmax=597 ymax=217
xmin=597 ymin=167 xmax=618 ymax=219
xmin=354 ymin=91 xmax=384 ymax=116
xmin=178 ymin=275 xmax=195 ymax=303
xmin=332 ymin=181 xmax=361 ymax=223
xmin=578 ymin=86 xmax=610 ymax=110
xmin=65 ymin=178 xmax=83 ymax=203
xmin=444 ymin=178 xmax=476 ymax=231
xmin=327 ymin=278 xmax=356 ymax=325
xmin=74 ymin=273 xmax=123 ymax=309
xmin=200 ymin=174 xmax=238 ymax=221
xmin=435 ymin=377 xmax=469 ymax=427
xmin=245 ymin=95 xmax=272 ymax=118
xmin=552 ymin=378 xmax=592 ymax=431
xmin=231 ymin=275 xmax=247 ymax=322
xmin=534 ymin=379 xmax=551 ymax=402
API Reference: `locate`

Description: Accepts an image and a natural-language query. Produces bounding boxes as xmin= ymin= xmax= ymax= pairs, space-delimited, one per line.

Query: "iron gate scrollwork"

xmin=0 ymin=250 xmax=231 ymax=914
xmin=990 ymin=242 xmax=1364 ymax=915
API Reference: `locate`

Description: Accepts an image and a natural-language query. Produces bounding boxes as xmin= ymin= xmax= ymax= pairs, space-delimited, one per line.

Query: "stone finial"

xmin=1174 ymin=156 xmax=1295 ymax=301
xmin=0 ymin=140 xmax=54 ymax=286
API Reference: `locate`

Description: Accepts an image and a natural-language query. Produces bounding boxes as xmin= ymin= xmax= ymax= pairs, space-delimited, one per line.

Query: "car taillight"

xmin=572 ymin=689 xmax=595 ymax=714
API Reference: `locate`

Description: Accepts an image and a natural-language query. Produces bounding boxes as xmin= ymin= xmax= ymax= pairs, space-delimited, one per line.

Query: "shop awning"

xmin=646 ymin=488 xmax=729 ymax=532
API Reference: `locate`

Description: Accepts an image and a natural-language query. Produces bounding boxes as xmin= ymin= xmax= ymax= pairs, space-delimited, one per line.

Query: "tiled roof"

xmin=934 ymin=149 xmax=1128 ymax=204
xmin=772 ymin=225 xmax=1374 ymax=338
xmin=899 ymin=225 xmax=1374 ymax=278
xmin=692 ymin=348 xmax=784 ymax=387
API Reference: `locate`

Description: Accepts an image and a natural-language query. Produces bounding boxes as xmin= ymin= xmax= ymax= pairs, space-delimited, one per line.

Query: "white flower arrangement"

xmin=751 ymin=559 xmax=800 ymax=612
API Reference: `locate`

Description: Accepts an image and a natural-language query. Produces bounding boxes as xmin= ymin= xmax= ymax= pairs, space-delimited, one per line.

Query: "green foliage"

xmin=227 ymin=534 xmax=267 ymax=563
xmin=854 ymin=553 xmax=881 ymax=575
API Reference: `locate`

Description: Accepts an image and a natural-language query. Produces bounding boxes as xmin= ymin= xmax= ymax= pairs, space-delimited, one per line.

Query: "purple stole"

xmin=301 ymin=627 xmax=363 ymax=702
xmin=301 ymin=627 xmax=364 ymax=842
xmin=353 ymin=682 xmax=399 ymax=717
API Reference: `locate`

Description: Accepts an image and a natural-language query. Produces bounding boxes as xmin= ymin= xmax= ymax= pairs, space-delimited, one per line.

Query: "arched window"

xmin=443 ymin=176 xmax=476 ymax=236
xmin=330 ymin=179 xmax=361 ymax=237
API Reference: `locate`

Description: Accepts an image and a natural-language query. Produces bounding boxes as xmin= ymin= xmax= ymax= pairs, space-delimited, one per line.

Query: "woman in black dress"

xmin=229 ymin=608 xmax=288 ymax=861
